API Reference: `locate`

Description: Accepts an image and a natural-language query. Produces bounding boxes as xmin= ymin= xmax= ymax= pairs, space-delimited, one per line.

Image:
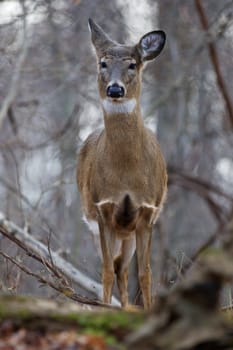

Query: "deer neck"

xmin=102 ymin=100 xmax=144 ymax=160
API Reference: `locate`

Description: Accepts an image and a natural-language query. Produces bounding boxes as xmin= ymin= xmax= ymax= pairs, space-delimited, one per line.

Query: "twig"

xmin=0 ymin=251 xmax=63 ymax=296
xmin=0 ymin=250 xmax=98 ymax=306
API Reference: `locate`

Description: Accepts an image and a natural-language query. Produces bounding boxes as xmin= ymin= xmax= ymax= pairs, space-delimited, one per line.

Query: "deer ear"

xmin=88 ymin=18 xmax=115 ymax=53
xmin=137 ymin=31 xmax=166 ymax=62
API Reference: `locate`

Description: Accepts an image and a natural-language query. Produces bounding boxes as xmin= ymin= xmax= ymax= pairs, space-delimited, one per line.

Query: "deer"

xmin=77 ymin=19 xmax=167 ymax=309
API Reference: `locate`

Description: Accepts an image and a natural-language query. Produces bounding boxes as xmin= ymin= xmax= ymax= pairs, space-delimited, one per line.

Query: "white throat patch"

xmin=102 ymin=98 xmax=136 ymax=115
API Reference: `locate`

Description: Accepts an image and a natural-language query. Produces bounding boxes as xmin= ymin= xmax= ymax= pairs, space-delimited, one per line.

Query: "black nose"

xmin=107 ymin=83 xmax=125 ymax=98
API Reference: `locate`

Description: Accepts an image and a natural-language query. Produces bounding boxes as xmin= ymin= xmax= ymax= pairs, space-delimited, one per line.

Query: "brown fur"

xmin=77 ymin=19 xmax=167 ymax=309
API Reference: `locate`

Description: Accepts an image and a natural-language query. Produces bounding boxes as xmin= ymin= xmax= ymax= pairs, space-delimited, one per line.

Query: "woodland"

xmin=0 ymin=0 xmax=233 ymax=349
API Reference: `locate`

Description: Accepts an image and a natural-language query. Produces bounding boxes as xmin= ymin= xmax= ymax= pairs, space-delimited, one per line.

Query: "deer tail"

xmin=113 ymin=194 xmax=138 ymax=230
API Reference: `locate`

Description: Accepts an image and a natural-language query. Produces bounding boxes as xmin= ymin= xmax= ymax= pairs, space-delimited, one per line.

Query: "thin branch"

xmin=0 ymin=175 xmax=59 ymax=241
xmin=169 ymin=211 xmax=233 ymax=285
xmin=176 ymin=172 xmax=233 ymax=202
xmin=195 ymin=0 xmax=233 ymax=128
xmin=0 ymin=211 xmax=120 ymax=307
xmin=0 ymin=104 xmax=80 ymax=151
xmin=0 ymin=250 xmax=97 ymax=307
xmin=168 ymin=169 xmax=233 ymax=224
xmin=0 ymin=251 xmax=67 ymax=297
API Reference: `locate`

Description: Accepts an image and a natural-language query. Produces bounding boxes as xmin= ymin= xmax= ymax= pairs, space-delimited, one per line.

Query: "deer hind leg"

xmin=136 ymin=225 xmax=152 ymax=310
xmin=98 ymin=218 xmax=116 ymax=304
xmin=114 ymin=236 xmax=136 ymax=308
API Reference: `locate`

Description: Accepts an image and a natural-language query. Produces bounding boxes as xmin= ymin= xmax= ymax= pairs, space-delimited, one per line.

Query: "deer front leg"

xmin=136 ymin=226 xmax=152 ymax=310
xmin=98 ymin=219 xmax=116 ymax=304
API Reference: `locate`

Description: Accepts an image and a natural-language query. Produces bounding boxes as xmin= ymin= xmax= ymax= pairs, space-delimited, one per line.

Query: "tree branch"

xmin=195 ymin=0 xmax=233 ymax=128
xmin=0 ymin=211 xmax=120 ymax=307
xmin=147 ymin=1 xmax=233 ymax=115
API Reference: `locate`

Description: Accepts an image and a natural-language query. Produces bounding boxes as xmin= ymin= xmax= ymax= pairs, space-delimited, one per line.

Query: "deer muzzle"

xmin=107 ymin=83 xmax=125 ymax=99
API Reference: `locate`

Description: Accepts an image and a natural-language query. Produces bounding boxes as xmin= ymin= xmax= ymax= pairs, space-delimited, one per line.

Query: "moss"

xmin=77 ymin=311 xmax=143 ymax=332
xmin=0 ymin=294 xmax=145 ymax=346
xmin=0 ymin=295 xmax=30 ymax=319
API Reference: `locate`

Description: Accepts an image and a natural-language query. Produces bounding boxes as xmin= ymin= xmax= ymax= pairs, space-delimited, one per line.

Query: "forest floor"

xmin=0 ymin=294 xmax=144 ymax=350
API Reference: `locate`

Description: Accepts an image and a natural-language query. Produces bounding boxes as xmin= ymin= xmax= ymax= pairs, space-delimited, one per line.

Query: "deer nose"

xmin=107 ymin=83 xmax=125 ymax=98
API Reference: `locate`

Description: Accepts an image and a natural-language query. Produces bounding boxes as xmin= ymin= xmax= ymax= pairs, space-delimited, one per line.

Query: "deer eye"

xmin=100 ymin=61 xmax=107 ymax=69
xmin=128 ymin=63 xmax=136 ymax=70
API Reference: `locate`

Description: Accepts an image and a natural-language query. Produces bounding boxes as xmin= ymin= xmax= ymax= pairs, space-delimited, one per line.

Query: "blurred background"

xmin=0 ymin=0 xmax=232 ymax=305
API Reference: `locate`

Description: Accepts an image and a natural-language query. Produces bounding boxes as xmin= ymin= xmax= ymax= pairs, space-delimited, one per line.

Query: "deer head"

xmin=88 ymin=18 xmax=166 ymax=115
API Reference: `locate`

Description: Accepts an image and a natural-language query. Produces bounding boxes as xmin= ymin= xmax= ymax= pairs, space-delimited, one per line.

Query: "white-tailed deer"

xmin=77 ymin=19 xmax=167 ymax=309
